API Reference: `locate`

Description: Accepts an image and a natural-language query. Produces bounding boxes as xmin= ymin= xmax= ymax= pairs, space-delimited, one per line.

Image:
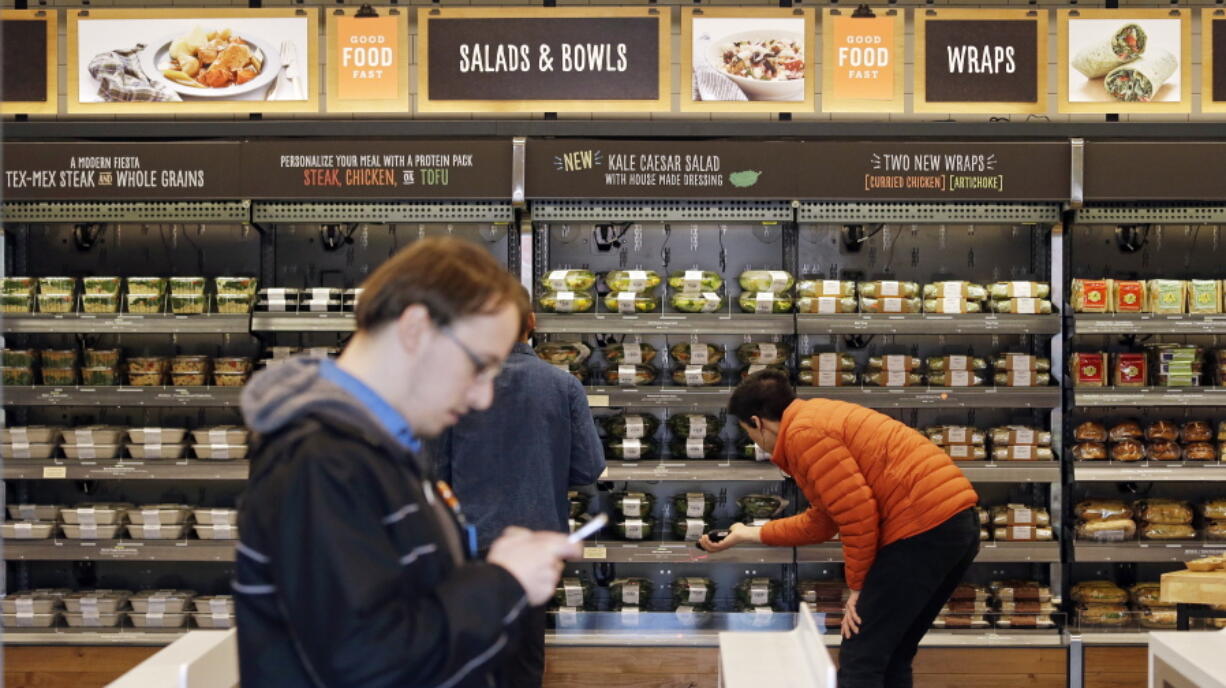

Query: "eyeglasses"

xmin=438 ymin=326 xmax=503 ymax=382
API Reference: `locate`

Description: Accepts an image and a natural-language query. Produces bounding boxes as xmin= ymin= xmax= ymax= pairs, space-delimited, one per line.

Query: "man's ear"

xmin=395 ymin=304 xmax=432 ymax=355
xmin=750 ymin=415 xmax=762 ymax=432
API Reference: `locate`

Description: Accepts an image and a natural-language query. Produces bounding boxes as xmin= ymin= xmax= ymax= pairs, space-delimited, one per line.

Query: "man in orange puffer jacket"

xmin=701 ymin=369 xmax=980 ymax=688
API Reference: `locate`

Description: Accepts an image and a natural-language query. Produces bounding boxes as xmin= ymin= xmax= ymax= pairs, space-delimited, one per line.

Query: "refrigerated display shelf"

xmin=3 ymin=630 xmax=196 ymax=647
xmin=794 ymin=387 xmax=1062 ymax=409
xmin=534 ymin=313 xmax=794 ymax=336
xmin=1074 ymin=388 xmax=1226 ymax=407
xmin=957 ymin=464 xmax=1062 ymax=483
xmin=579 ymin=542 xmax=791 ymax=564
xmin=586 ymin=387 xmax=731 ymax=410
xmin=3 ymin=460 xmax=249 ymax=481
xmin=796 ymin=314 xmax=1061 ymax=336
xmin=1073 ymin=463 xmax=1226 ymax=482
xmin=1075 ymin=632 xmax=1153 ymax=646
xmin=3 ymin=539 xmax=236 ymax=562
xmin=1075 ymin=314 xmax=1226 ymax=335
xmin=796 ymin=542 xmax=1061 ymax=564
xmin=249 ymin=312 xmax=356 ymax=332
xmin=1073 ymin=543 xmax=1226 ymax=563
xmin=599 ymin=461 xmax=784 ymax=482
xmin=2 ymin=386 xmax=242 ymax=407
xmin=0 ymin=313 xmax=251 ymax=335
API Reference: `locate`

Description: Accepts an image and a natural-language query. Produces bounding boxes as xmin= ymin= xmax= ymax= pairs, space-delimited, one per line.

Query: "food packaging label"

xmin=882 ymin=355 xmax=910 ymax=371
xmin=626 ymin=271 xmax=649 ymax=293
xmin=210 ymin=509 xmax=233 ymax=522
xmin=685 ymin=366 xmax=706 ymax=386
xmin=141 ymin=510 xmax=163 ymax=528
xmin=147 ymin=598 xmax=167 ymax=615
xmin=1115 ymin=281 xmax=1144 ymax=312
xmin=616 ymin=292 xmax=638 ymax=314
xmin=1115 ymin=354 xmax=1147 ymax=386
xmin=77 ymin=508 xmax=97 ymax=527
xmin=142 ymin=524 xmax=161 ymax=538
xmin=1076 ymin=354 xmax=1107 ymax=386
xmin=16 ymin=599 xmax=34 ymax=616
xmin=621 ymin=440 xmax=642 ymax=460
xmin=758 ymin=344 xmax=778 ymax=363
xmin=1009 ymin=369 xmax=1034 ymax=387
xmin=685 ymin=519 xmax=705 ymax=540
xmin=751 ymin=583 xmax=770 ymax=607
xmin=16 ymin=505 xmax=36 ymax=520
xmin=881 ymin=298 xmax=903 ymax=314
xmin=943 ymin=283 xmax=966 ymax=299
xmin=685 ymin=438 xmax=706 ymax=459
xmin=1014 ymin=428 xmax=1035 ymax=445
xmin=949 ymin=446 xmax=971 ymax=459
xmin=618 ymin=365 xmax=637 ymax=387
xmin=623 ymin=583 xmax=641 ymax=605
xmin=1079 ymin=280 xmax=1110 ymax=312
xmin=818 ymin=297 xmax=838 ymax=314
xmin=816 ymin=353 xmax=839 ymax=370
xmin=768 ymin=271 xmax=790 ymax=292
xmin=947 ymin=356 xmax=970 ymax=371
xmin=880 ymin=281 xmax=900 ymax=297
xmin=949 ymin=371 xmax=971 ymax=387
xmin=754 ymin=293 xmax=774 ymax=314
xmin=212 ymin=524 xmax=235 ymax=538
xmin=83 ymin=606 xmax=100 ymax=624
xmin=1011 ymin=282 xmax=1035 ymax=298
xmin=14 ymin=522 xmax=32 ymax=536
xmin=622 ymin=344 xmax=643 ymax=365
xmin=698 ymin=292 xmax=720 ymax=312
xmin=755 ymin=445 xmax=772 ymax=461
xmin=624 ymin=521 xmax=644 ymax=540
xmin=688 ymin=416 xmax=708 ymax=439
xmin=688 ymin=582 xmax=708 ymax=604
xmin=12 ymin=443 xmax=31 ymax=459
xmin=686 ymin=494 xmax=705 ymax=518
xmin=623 ymin=496 xmax=643 ymax=517
xmin=817 ymin=371 xmax=839 ymax=387
xmin=1012 ymin=445 xmax=1034 ymax=460
xmin=822 ymin=280 xmax=842 ymax=297
xmin=947 ymin=427 xmax=968 ymax=444
xmin=1005 ymin=353 xmax=1036 ymax=370
xmin=141 ymin=428 xmax=162 ymax=444
xmin=1011 ymin=526 xmax=1034 ymax=541
xmin=885 ymin=370 xmax=907 ymax=387
xmin=555 ymin=291 xmax=576 ymax=312
xmin=564 ymin=582 xmax=584 ymax=608
xmin=624 ymin=417 xmax=645 ymax=439
xmin=1013 ymin=508 xmax=1034 ymax=525
xmin=80 ymin=524 xmax=99 ymax=539
xmin=1014 ymin=298 xmax=1039 ymax=315
xmin=682 ymin=271 xmax=704 ymax=293
xmin=77 ymin=445 xmax=97 ymax=460
xmin=690 ymin=346 xmax=710 ymax=366
xmin=941 ymin=297 xmax=966 ymax=314
xmin=546 ymin=271 xmax=570 ymax=291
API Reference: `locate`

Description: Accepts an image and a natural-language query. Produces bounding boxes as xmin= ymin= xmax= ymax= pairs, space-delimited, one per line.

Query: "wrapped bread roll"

xmin=1077 ymin=518 xmax=1137 ymax=541
xmin=1072 ymin=23 xmax=1146 ymax=79
xmin=1110 ymin=439 xmax=1145 ymax=462
xmin=867 ymin=355 xmax=920 ymax=371
xmin=945 ymin=445 xmax=988 ymax=461
xmin=1141 ymin=523 xmax=1196 ymax=541
xmin=993 ymin=355 xmax=1051 ymax=372
xmin=922 ymin=282 xmax=987 ymax=301
xmin=863 ymin=371 xmax=923 ymax=387
xmin=926 ymin=356 xmax=988 ymax=373
xmin=796 ymin=296 xmax=858 ymax=314
xmin=1205 ymin=521 xmax=1226 ymax=541
xmin=994 ymin=371 xmax=1052 ymax=387
xmin=990 ymin=426 xmax=1051 ymax=446
xmin=1202 ymin=499 xmax=1226 ymax=521
xmin=859 ymin=296 xmax=922 ymax=314
xmin=924 ymin=299 xmax=983 ymax=314
xmin=1073 ymin=581 xmax=1129 ymax=604
xmin=992 ymin=505 xmax=1051 ymax=527
xmin=994 ymin=526 xmax=1053 ymax=541
xmin=1105 ymin=49 xmax=1178 ymax=103
xmin=989 ymin=282 xmax=1051 ymax=300
xmin=927 ymin=371 xmax=986 ymax=387
xmin=1109 ymin=421 xmax=1144 ymax=442
xmin=857 ymin=281 xmax=920 ymax=299
xmin=925 ymin=426 xmax=986 ymax=446
xmin=1187 ymin=555 xmax=1226 ymax=571
xmin=799 ymin=353 xmax=857 ymax=371
xmin=1135 ymin=499 xmax=1193 ymax=525
xmin=1075 ymin=422 xmax=1107 ymax=442
xmin=1072 ymin=442 xmax=1107 ymax=460
xmin=990 ymin=299 xmax=1054 ymax=315
xmin=1076 ymin=500 xmax=1131 ymax=521
xmin=1079 ymin=604 xmax=1130 ymax=627
xmin=992 ymin=445 xmax=1054 ymax=461
xmin=797 ymin=370 xmax=858 ymax=387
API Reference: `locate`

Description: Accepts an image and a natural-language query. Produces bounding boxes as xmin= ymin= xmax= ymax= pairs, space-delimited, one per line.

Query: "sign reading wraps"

xmin=418 ymin=8 xmax=669 ymax=113
xmin=917 ymin=10 xmax=1047 ymax=114
xmin=1 ymin=10 xmax=57 ymax=115
xmin=1 ymin=142 xmax=242 ymax=200
xmin=822 ymin=9 xmax=905 ymax=113
xmin=525 ymin=139 xmax=801 ymax=199
xmin=795 ymin=142 xmax=1070 ymax=201
xmin=240 ymin=140 xmax=512 ymax=199
xmin=326 ymin=12 xmax=409 ymax=113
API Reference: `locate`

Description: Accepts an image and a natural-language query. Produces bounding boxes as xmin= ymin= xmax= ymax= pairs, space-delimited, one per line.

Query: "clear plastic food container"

xmin=82 ymin=367 xmax=119 ymax=386
xmin=6 ymin=505 xmax=61 ymax=521
xmin=1 ymin=349 xmax=39 ymax=367
xmin=126 ymin=505 xmax=192 ymax=526
xmin=126 ymin=523 xmax=187 ymax=540
xmin=61 ymin=444 xmax=123 ymax=460
xmin=1 ymin=592 xmax=61 ymax=614
xmin=40 ymin=367 xmax=78 ymax=386
xmin=129 ymin=611 xmax=188 ymax=628
xmin=191 ymin=426 xmax=249 ymax=445
xmin=82 ymin=294 xmax=120 ymax=314
xmin=170 ymin=373 xmax=207 ymax=386
xmin=59 ymin=504 xmax=130 ymax=525
xmin=213 ymin=372 xmax=250 ymax=387
xmin=214 ymin=277 xmax=258 ymax=296
xmin=83 ymin=348 xmax=122 ymax=369
xmin=126 ymin=427 xmax=188 ymax=444
xmin=64 ymin=590 xmax=129 ymax=614
xmin=127 ymin=372 xmax=166 ymax=387
xmin=125 ymin=293 xmax=165 ymax=315
xmin=127 ymin=357 xmax=168 ymax=374
xmin=192 ymin=444 xmax=248 ymax=461
xmin=192 ymin=508 xmax=238 ymax=526
xmin=0 ymin=426 xmax=61 ymax=443
xmin=82 ymin=277 xmax=121 ymax=296
xmin=1 ymin=522 xmax=56 ymax=539
xmin=2 ymin=611 xmax=59 ymax=628
xmin=37 ymin=293 xmax=74 ymax=314
xmin=194 ymin=523 xmax=239 ymax=540
xmin=130 ymin=590 xmax=195 ymax=614
xmin=36 ymin=277 xmax=76 ymax=295
xmin=1 ymin=277 xmax=35 ymax=294
xmin=62 ymin=426 xmax=126 ymax=445
xmin=126 ymin=444 xmax=187 ymax=460
xmin=0 ymin=293 xmax=33 ymax=313
xmin=169 ymin=294 xmax=206 ymax=315
xmin=192 ymin=612 xmax=235 ymax=629
xmin=62 ymin=523 xmax=123 ymax=539
xmin=215 ymin=294 xmax=253 ymax=315
xmin=1 ymin=443 xmax=57 ymax=460
xmin=213 ymin=357 xmax=252 ymax=374
xmin=2 ymin=367 xmax=34 ymax=385
xmin=64 ymin=611 xmax=123 ymax=628
xmin=168 ymin=277 xmax=206 ymax=295
xmin=41 ymin=349 xmax=78 ymax=368
xmin=126 ymin=277 xmax=167 ymax=295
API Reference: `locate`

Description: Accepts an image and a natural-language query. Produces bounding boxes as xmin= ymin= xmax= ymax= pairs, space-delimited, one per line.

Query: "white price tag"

xmin=685 ymin=519 xmax=705 ymax=540
xmin=686 ymin=438 xmax=706 ymax=459
xmin=689 ymin=416 xmax=708 ymax=439
xmin=1015 ymin=428 xmax=1035 ymax=445
xmin=686 ymin=494 xmax=706 ymax=518
xmin=1011 ymin=526 xmax=1033 ymax=541
xmin=884 ymin=355 xmax=909 ymax=371
xmin=880 ymin=281 xmax=900 ymax=297
xmin=555 ymin=291 xmax=576 ymax=313
xmin=682 ymin=270 xmax=704 ymax=293
xmin=1012 ymin=369 xmax=1034 ymax=387
xmin=690 ymin=346 xmax=710 ymax=366
xmin=1015 ymin=298 xmax=1039 ymax=314
xmin=768 ymin=271 xmax=790 ymax=292
xmin=1012 ymin=282 xmax=1034 ymax=298
xmin=624 ymin=416 xmax=645 ymax=439
xmin=942 ymin=282 xmax=964 ymax=299
xmin=941 ymin=297 xmax=964 ymax=314
xmin=621 ymin=440 xmax=642 ymax=460
xmin=626 ymin=270 xmax=649 ymax=293
xmin=818 ymin=297 xmax=838 ymax=314
xmin=754 ymin=293 xmax=774 ymax=314
xmin=616 ymin=292 xmax=637 ymax=314
xmin=948 ymin=427 xmax=968 ymax=444
xmin=822 ymin=280 xmax=842 ymax=297
xmin=1014 ymin=508 xmax=1034 ymax=525
xmin=685 ymin=366 xmax=706 ymax=386
xmin=622 ymin=343 xmax=643 ymax=365
xmin=758 ymin=343 xmax=778 ymax=363
xmin=882 ymin=297 xmax=903 ymax=313
xmin=546 ymin=270 xmax=570 ymax=291
xmin=618 ymin=365 xmax=637 ymax=387
xmin=688 ymin=581 xmax=708 ymax=604
xmin=751 ymin=583 xmax=769 ymax=607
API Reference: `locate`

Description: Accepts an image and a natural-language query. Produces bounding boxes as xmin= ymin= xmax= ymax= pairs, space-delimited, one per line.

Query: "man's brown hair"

xmin=356 ymin=237 xmax=528 ymax=331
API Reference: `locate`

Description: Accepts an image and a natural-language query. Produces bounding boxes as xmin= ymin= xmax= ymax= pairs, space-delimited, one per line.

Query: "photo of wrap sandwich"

xmin=1065 ymin=17 xmax=1182 ymax=104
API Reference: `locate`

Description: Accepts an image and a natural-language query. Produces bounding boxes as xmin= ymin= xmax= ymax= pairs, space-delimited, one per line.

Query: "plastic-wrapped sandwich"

xmin=1105 ymin=49 xmax=1177 ymax=103
xmin=1072 ymin=23 xmax=1146 ymax=79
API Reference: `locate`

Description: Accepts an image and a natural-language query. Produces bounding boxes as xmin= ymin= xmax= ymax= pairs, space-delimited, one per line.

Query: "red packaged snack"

xmin=1113 ymin=353 xmax=1148 ymax=387
xmin=1114 ymin=281 xmax=1146 ymax=313
xmin=1073 ymin=279 xmax=1112 ymax=313
xmin=1073 ymin=353 xmax=1108 ymax=387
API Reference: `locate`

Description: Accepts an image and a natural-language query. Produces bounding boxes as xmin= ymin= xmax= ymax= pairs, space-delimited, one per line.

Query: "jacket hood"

xmin=240 ymin=356 xmax=385 ymax=440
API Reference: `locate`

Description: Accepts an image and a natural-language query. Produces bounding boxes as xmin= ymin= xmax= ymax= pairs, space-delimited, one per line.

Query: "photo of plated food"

xmin=691 ymin=17 xmax=808 ymax=103
xmin=1067 ymin=18 xmax=1182 ymax=104
xmin=157 ymin=26 xmax=269 ymax=91
xmin=716 ymin=37 xmax=804 ymax=83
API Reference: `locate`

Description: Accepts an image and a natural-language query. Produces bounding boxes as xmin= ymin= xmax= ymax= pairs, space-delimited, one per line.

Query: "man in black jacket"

xmin=236 ymin=237 xmax=578 ymax=688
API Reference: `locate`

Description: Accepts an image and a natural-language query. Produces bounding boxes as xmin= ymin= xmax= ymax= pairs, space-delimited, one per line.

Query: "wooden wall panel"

xmin=5 ymin=646 xmax=160 ymax=688
xmin=1085 ymin=646 xmax=1148 ymax=688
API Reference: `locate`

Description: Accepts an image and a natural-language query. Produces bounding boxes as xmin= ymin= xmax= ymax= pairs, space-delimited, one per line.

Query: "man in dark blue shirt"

xmin=433 ymin=303 xmax=605 ymax=688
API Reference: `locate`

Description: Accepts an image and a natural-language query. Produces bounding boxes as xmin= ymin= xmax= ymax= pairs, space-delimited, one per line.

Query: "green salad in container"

xmin=667 ymin=270 xmax=723 ymax=293
xmin=738 ymin=270 xmax=794 ymax=293
xmin=125 ymin=277 xmax=166 ymax=296
xmin=604 ymin=270 xmax=662 ymax=293
xmin=37 ymin=277 xmax=76 ymax=295
xmin=170 ymin=294 xmax=206 ymax=315
xmin=603 ymin=292 xmax=659 ymax=314
xmin=41 ymin=367 xmax=77 ymax=386
xmin=215 ymin=277 xmax=258 ymax=296
xmin=82 ymin=294 xmax=119 ymax=314
xmin=0 ymin=277 xmax=35 ymax=294
xmin=738 ymin=494 xmax=785 ymax=519
xmin=666 ymin=413 xmax=722 ymax=439
xmin=542 ymin=269 xmax=596 ymax=292
xmin=1 ymin=349 xmax=37 ymax=367
xmin=36 ymin=294 xmax=73 ymax=314
xmin=603 ymin=413 xmax=660 ymax=440
xmin=609 ymin=578 xmax=653 ymax=608
xmin=41 ymin=349 xmax=78 ymax=368
xmin=612 ymin=491 xmax=656 ymax=518
xmin=0 ymin=294 xmax=32 ymax=313
xmin=538 ymin=291 xmax=595 ymax=314
xmin=82 ymin=277 xmax=121 ymax=295
xmin=738 ymin=292 xmax=794 ymax=314
xmin=126 ymin=294 xmax=164 ymax=315
xmin=670 ymin=292 xmax=724 ymax=314
xmin=169 ymin=277 xmax=207 ymax=295
xmin=2 ymin=367 xmax=34 ymax=385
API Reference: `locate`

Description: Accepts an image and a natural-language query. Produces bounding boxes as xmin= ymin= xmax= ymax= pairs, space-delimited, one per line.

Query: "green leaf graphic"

xmin=729 ymin=170 xmax=762 ymax=188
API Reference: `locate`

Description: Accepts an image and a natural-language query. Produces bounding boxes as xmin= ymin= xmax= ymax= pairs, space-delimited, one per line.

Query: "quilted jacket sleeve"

xmin=760 ymin=504 xmax=838 ymax=547
xmin=802 ymin=431 xmax=881 ymax=591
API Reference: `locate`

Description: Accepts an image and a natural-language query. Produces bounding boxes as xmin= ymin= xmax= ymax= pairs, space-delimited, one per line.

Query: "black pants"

xmin=837 ymin=507 xmax=980 ymax=688
xmin=499 ymin=604 xmax=547 ymax=688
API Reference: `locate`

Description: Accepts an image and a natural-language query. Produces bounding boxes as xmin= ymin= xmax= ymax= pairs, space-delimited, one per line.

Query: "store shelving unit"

xmin=795 ymin=386 xmax=1062 ymax=409
xmin=4 ymin=540 xmax=236 ymax=562
xmin=1073 ymin=464 xmax=1226 ymax=482
xmin=2 ymin=461 xmax=249 ymax=481
xmin=600 ymin=462 xmax=783 ymax=482
xmin=796 ymin=314 xmax=1062 ymax=336
xmin=0 ymin=313 xmax=251 ymax=335
xmin=1072 ymin=543 xmax=1226 ymax=564
xmin=536 ymin=313 xmax=794 ymax=336
xmin=1073 ymin=388 xmax=1226 ymax=407
xmin=249 ymin=312 xmax=356 ymax=332
xmin=2 ymin=387 xmax=243 ymax=407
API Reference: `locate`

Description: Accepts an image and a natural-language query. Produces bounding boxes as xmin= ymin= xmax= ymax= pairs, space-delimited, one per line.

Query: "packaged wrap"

xmin=857 ymin=281 xmax=920 ymax=299
xmin=738 ymin=292 xmax=793 ymax=314
xmin=614 ymin=519 xmax=656 ymax=542
xmin=923 ymin=299 xmax=983 ymax=315
xmin=926 ymin=426 xmax=986 ymax=446
xmin=603 ymin=365 xmax=658 ymax=387
xmin=1129 ymin=583 xmax=1165 ymax=608
xmin=796 ymin=296 xmax=858 ymax=314
xmin=1148 ymin=280 xmax=1187 ymax=314
xmin=1076 ymin=518 xmax=1138 ymax=541
xmin=671 ymin=292 xmax=725 ymax=314
xmin=1140 ymin=609 xmax=1178 ymax=629
xmin=1202 ymin=499 xmax=1226 ymax=521
xmin=673 ymin=492 xmax=716 ymax=518
xmin=1113 ymin=280 xmax=1147 ymax=313
xmin=992 ymin=505 xmax=1051 ymax=527
xmin=1142 ymin=523 xmax=1196 ymax=540
xmin=1072 ymin=581 xmax=1129 ymax=605
xmin=864 ymin=371 xmax=923 ymax=387
xmin=859 ymin=296 xmax=922 ymax=314
xmin=1105 ymin=49 xmax=1178 ymax=103
xmin=926 ymin=371 xmax=986 ymax=387
xmin=605 ymin=439 xmax=658 ymax=461
xmin=538 ymin=290 xmax=595 ymax=314
xmin=994 ymin=371 xmax=1052 ymax=387
xmin=796 ymin=280 xmax=856 ymax=298
xmin=603 ymin=343 xmax=658 ymax=365
xmin=946 ymin=445 xmax=988 ymax=461
xmin=669 ymin=343 xmax=723 ymax=366
xmin=925 ymin=356 xmax=987 ymax=373
xmin=950 ymin=583 xmax=990 ymax=603
xmin=672 ymin=365 xmax=723 ymax=387
xmin=1079 ymin=604 xmax=1130 ymax=627
xmin=1071 ymin=353 xmax=1108 ymax=387
xmin=994 ymin=526 xmax=1053 ymax=541
xmin=798 ymin=370 xmax=858 ymax=387
xmin=604 ymin=292 xmax=660 ymax=314
xmin=990 ymin=298 xmax=1054 ymax=315
xmin=989 ymin=282 xmax=1051 ymax=300
xmin=535 ymin=342 xmax=592 ymax=366
xmin=922 ymin=282 xmax=987 ymax=301
xmin=736 ymin=342 xmax=792 ymax=366
xmin=604 ymin=270 xmax=662 ymax=294
xmin=992 ymin=445 xmax=1054 ymax=462
xmin=739 ymin=271 xmax=795 ymax=294
xmin=603 ymin=414 xmax=661 ymax=440
xmin=668 ymin=270 xmax=723 ymax=293
xmin=800 ymin=353 xmax=857 ymax=371
xmin=1075 ymin=422 xmax=1108 ymax=442
xmin=867 ymin=355 xmax=920 ymax=372
xmin=1072 ymin=279 xmax=1112 ymax=313
xmin=1071 ymin=23 xmax=1146 ymax=79
xmin=736 ymin=578 xmax=781 ymax=609
xmin=993 ymin=354 xmax=1051 ymax=372
xmin=1072 ymin=442 xmax=1108 ymax=460
xmin=1188 ymin=280 xmax=1223 ymax=314
xmin=671 ymin=517 xmax=712 ymax=542
xmin=553 ymin=577 xmax=595 ymax=610
xmin=1135 ymin=499 xmax=1193 ymax=525
xmin=989 ymin=426 xmax=1052 ymax=447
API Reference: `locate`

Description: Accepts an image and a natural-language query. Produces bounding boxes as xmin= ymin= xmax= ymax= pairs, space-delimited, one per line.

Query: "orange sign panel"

xmin=335 ymin=16 xmax=399 ymax=101
xmin=830 ymin=15 xmax=895 ymax=101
